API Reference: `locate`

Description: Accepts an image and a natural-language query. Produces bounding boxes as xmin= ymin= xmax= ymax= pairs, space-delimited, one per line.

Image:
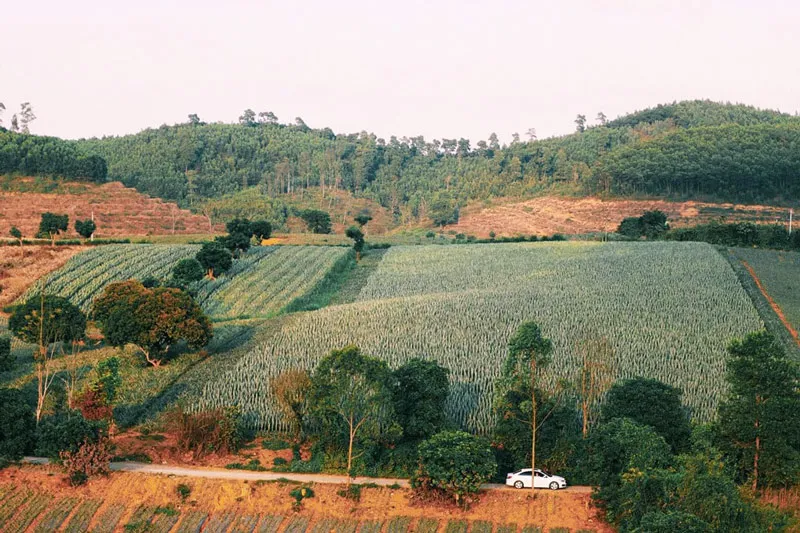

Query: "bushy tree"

xmin=37 ymin=212 xmax=68 ymax=245
xmin=250 ymin=220 xmax=272 ymax=242
xmin=345 ymin=225 xmax=365 ymax=261
xmin=172 ymin=258 xmax=205 ymax=285
xmin=309 ymin=345 xmax=395 ymax=485
xmin=354 ymin=213 xmax=372 ymax=228
xmin=74 ymin=219 xmax=96 ymax=240
xmin=92 ymin=280 xmax=213 ymax=366
xmin=392 ymin=358 xmax=449 ymax=442
xmin=34 ymin=410 xmax=107 ymax=459
xmin=0 ymin=388 xmax=36 ymax=460
xmin=216 ymin=218 xmax=253 ymax=255
xmin=719 ymin=331 xmax=800 ymax=490
xmin=196 ymin=241 xmax=232 ymax=278
xmin=271 ymin=369 xmax=312 ymax=440
xmin=9 ymin=226 xmax=22 ymax=246
xmin=617 ymin=217 xmax=643 ymax=238
xmin=429 ymin=195 xmax=459 ymax=227
xmin=411 ymin=431 xmax=496 ymax=506
xmin=602 ymin=377 xmax=691 ymax=453
xmin=301 ymin=209 xmax=332 ymax=234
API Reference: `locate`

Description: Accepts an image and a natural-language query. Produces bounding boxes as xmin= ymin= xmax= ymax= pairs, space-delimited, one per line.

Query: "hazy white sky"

xmin=3 ymin=0 xmax=799 ymax=143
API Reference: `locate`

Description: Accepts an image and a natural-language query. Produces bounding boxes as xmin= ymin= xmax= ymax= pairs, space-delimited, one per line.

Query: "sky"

xmin=3 ymin=0 xmax=799 ymax=143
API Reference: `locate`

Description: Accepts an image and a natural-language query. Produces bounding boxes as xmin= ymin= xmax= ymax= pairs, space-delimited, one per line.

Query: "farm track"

xmin=22 ymin=458 xmax=591 ymax=492
xmin=741 ymin=260 xmax=800 ymax=347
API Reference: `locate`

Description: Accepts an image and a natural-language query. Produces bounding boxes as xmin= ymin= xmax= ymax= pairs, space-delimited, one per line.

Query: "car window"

xmin=520 ymin=472 xmax=531 ymax=476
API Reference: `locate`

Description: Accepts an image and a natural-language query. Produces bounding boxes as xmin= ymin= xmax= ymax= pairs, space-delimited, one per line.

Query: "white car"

xmin=506 ymin=468 xmax=568 ymax=490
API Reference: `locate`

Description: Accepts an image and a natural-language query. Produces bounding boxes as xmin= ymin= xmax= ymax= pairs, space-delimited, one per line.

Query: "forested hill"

xmin=3 ymin=100 xmax=799 ymax=224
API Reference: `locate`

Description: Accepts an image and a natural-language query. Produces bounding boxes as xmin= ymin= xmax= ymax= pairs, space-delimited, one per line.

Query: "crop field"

xmin=731 ymin=248 xmax=800 ymax=338
xmin=17 ymin=244 xmax=349 ymax=321
xmin=0 ymin=483 xmax=599 ymax=533
xmin=194 ymin=242 xmax=762 ymax=432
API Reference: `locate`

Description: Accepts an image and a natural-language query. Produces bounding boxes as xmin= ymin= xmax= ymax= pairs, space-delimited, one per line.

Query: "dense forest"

xmin=2 ymin=100 xmax=799 ymax=224
xmin=0 ymin=130 xmax=107 ymax=182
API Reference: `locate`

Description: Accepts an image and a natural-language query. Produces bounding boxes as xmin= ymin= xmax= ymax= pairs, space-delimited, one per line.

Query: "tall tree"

xmin=719 ymin=331 xmax=800 ymax=490
xmin=596 ymin=111 xmax=608 ymax=126
xmin=525 ymin=128 xmax=537 ymax=141
xmin=38 ymin=213 xmax=69 ymax=246
xmin=309 ymin=345 xmax=394 ymax=487
xmin=576 ymin=336 xmax=616 ymax=438
xmin=271 ymin=369 xmax=312 ymax=440
xmin=258 ymin=111 xmax=278 ymax=124
xmin=0 ymin=102 xmax=5 ymax=126
xmin=9 ymin=293 xmax=86 ymax=422
xmin=392 ymin=359 xmax=449 ymax=442
xmin=9 ymin=114 xmax=18 ymax=132
xmin=575 ymin=114 xmax=587 ymax=133
xmin=500 ymin=321 xmax=553 ymax=493
xmin=238 ymin=109 xmax=256 ymax=126
xmin=488 ymin=132 xmax=500 ymax=151
xmin=345 ymin=225 xmax=365 ymax=261
xmin=19 ymin=102 xmax=36 ymax=133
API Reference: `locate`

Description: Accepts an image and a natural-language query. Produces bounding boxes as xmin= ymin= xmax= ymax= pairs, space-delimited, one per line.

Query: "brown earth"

xmin=0 ymin=466 xmax=612 ymax=532
xmin=0 ymin=245 xmax=83 ymax=310
xmin=280 ymin=188 xmax=393 ymax=235
xmin=450 ymin=196 xmax=792 ymax=237
xmin=0 ymin=178 xmax=216 ymax=238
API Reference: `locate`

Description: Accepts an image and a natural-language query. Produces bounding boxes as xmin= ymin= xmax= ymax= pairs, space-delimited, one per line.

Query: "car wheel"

xmin=549 ymin=481 xmax=559 ymax=490
xmin=514 ymin=480 xmax=524 ymax=489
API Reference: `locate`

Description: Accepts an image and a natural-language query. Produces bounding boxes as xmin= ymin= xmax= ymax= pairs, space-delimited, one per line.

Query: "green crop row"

xmin=194 ymin=242 xmax=762 ymax=432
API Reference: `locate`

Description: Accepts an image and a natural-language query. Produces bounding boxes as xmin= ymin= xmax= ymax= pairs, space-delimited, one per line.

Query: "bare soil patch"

xmin=0 ymin=245 xmax=83 ymax=310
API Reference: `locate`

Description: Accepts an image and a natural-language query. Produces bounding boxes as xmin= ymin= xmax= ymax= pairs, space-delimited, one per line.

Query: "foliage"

xmin=354 ymin=213 xmax=372 ymax=227
xmin=392 ymin=358 xmax=449 ymax=442
xmin=0 ymin=335 xmax=13 ymax=372
xmin=667 ymin=222 xmax=800 ymax=251
xmin=216 ymin=218 xmax=254 ymax=255
xmin=0 ymin=129 xmax=107 ymax=182
xmin=411 ymin=430 xmax=496 ymax=506
xmin=718 ymin=331 xmax=800 ymax=489
xmin=617 ymin=211 xmax=668 ymax=239
xmin=35 ymin=410 xmax=107 ymax=459
xmin=60 ymin=437 xmax=112 ymax=486
xmin=74 ymin=219 xmax=96 ymax=239
xmin=196 ymin=241 xmax=233 ymax=277
xmin=164 ymin=405 xmax=243 ymax=458
xmin=429 ymin=194 xmax=459 ymax=226
xmin=289 ymin=486 xmax=314 ymax=509
xmin=9 ymin=294 xmax=86 ymax=345
xmin=37 ymin=212 xmax=69 ymax=243
xmin=250 ymin=219 xmax=272 ymax=241
xmin=301 ymin=209 xmax=332 ymax=234
xmin=77 ymin=357 xmax=121 ymax=421
xmin=92 ymin=280 xmax=212 ymax=366
xmin=602 ymin=377 xmax=691 ymax=453
xmin=270 ymin=369 xmax=311 ymax=440
xmin=172 ymin=258 xmax=204 ymax=285
xmin=176 ymin=483 xmax=191 ymax=501
xmin=195 ymin=242 xmax=762 ymax=431
xmin=345 ymin=225 xmax=365 ymax=258
xmin=0 ymin=388 xmax=36 ymax=460
xmin=9 ymin=226 xmax=23 ymax=244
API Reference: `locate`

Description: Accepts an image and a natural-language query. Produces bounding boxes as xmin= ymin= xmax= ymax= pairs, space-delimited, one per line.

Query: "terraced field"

xmin=0 ymin=483 xmax=599 ymax=533
xmin=18 ymin=244 xmax=350 ymax=321
xmin=194 ymin=242 xmax=762 ymax=432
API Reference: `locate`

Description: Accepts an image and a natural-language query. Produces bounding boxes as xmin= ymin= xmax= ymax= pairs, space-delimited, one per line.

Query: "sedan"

xmin=506 ymin=468 xmax=567 ymax=490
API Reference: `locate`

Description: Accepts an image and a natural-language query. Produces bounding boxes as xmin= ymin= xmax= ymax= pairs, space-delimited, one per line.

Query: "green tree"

xmin=576 ymin=336 xmax=616 ymax=438
xmin=18 ymin=102 xmax=36 ymax=133
xmin=250 ymin=220 xmax=272 ymax=242
xmin=617 ymin=217 xmax=643 ymax=238
xmin=428 ymin=194 xmax=459 ymax=227
xmin=641 ymin=210 xmax=668 ymax=238
xmin=718 ymin=331 xmax=800 ymax=490
xmin=309 ymin=345 xmax=395 ymax=487
xmin=496 ymin=321 xmax=553 ymax=493
xmin=0 ymin=336 xmax=13 ymax=372
xmin=216 ymin=218 xmax=253 ymax=256
xmin=392 ymin=358 xmax=449 ymax=442
xmin=196 ymin=241 xmax=233 ymax=278
xmin=9 ymin=294 xmax=87 ymax=422
xmin=0 ymin=388 xmax=35 ymax=461
xmin=37 ymin=212 xmax=69 ymax=246
xmin=271 ymin=369 xmax=312 ymax=440
xmin=9 ymin=226 xmax=22 ymax=246
xmin=575 ymin=114 xmax=587 ymax=133
xmin=92 ymin=280 xmax=213 ymax=367
xmin=301 ymin=209 xmax=332 ymax=234
xmin=238 ymin=109 xmax=256 ymax=126
xmin=411 ymin=430 xmax=496 ymax=507
xmin=345 ymin=225 xmax=365 ymax=261
xmin=354 ymin=213 xmax=372 ymax=228
xmin=172 ymin=258 xmax=205 ymax=286
xmin=34 ymin=410 xmax=106 ymax=459
xmin=74 ymin=219 xmax=96 ymax=240
xmin=602 ymin=377 xmax=691 ymax=453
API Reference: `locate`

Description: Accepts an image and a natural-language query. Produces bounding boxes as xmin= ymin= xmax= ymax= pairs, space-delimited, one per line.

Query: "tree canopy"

xmin=9 ymin=294 xmax=86 ymax=346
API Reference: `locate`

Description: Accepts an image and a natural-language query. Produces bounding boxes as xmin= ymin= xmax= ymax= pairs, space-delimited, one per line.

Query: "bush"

xmin=172 ymin=258 xmax=204 ymax=285
xmin=176 ymin=483 xmax=191 ymax=501
xmin=273 ymin=457 xmax=288 ymax=466
xmin=289 ymin=486 xmax=314 ymax=510
xmin=60 ymin=437 xmax=112 ymax=486
xmin=411 ymin=431 xmax=496 ymax=507
xmin=0 ymin=388 xmax=36 ymax=460
xmin=225 ymin=458 xmax=266 ymax=471
xmin=337 ymin=484 xmax=362 ymax=501
xmin=262 ymin=437 xmax=290 ymax=450
xmin=0 ymin=336 xmax=13 ymax=372
xmin=165 ymin=406 xmax=242 ymax=459
xmin=300 ymin=209 xmax=332 ymax=234
xmin=35 ymin=411 xmax=106 ymax=459
xmin=140 ymin=276 xmax=161 ymax=288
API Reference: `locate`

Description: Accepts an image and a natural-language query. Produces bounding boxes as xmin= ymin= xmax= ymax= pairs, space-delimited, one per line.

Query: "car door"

xmin=519 ymin=470 xmax=533 ymax=488
xmin=533 ymin=470 xmax=548 ymax=488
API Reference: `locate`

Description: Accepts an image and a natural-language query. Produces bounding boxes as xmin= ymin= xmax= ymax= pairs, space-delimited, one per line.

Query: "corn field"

xmin=194 ymin=242 xmax=762 ymax=432
xmin=19 ymin=244 xmax=348 ymax=321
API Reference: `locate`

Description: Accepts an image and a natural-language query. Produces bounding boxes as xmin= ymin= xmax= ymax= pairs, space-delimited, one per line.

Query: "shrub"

xmin=262 ymin=437 xmax=290 ymax=450
xmin=172 ymin=258 xmax=204 ymax=285
xmin=300 ymin=209 xmax=332 ymax=234
xmin=35 ymin=411 xmax=107 ymax=459
xmin=225 ymin=458 xmax=266 ymax=471
xmin=411 ymin=431 xmax=496 ymax=507
xmin=140 ymin=276 xmax=161 ymax=288
xmin=337 ymin=484 xmax=362 ymax=501
xmin=165 ymin=406 xmax=242 ymax=458
xmin=0 ymin=336 xmax=13 ymax=372
xmin=289 ymin=486 xmax=314 ymax=510
xmin=0 ymin=388 xmax=36 ymax=460
xmin=273 ymin=457 xmax=288 ymax=466
xmin=176 ymin=483 xmax=191 ymax=501
xmin=60 ymin=437 xmax=112 ymax=486
xmin=425 ymin=231 xmax=436 ymax=238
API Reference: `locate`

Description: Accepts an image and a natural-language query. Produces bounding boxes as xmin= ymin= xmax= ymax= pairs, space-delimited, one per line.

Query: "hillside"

xmin=451 ymin=196 xmax=792 ymax=237
xmin=0 ymin=178 xmax=216 ymax=238
xmin=63 ymin=100 xmax=800 ymax=225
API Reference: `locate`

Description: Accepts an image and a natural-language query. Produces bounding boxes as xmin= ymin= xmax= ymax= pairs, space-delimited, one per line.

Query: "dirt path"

xmin=24 ymin=457 xmax=592 ymax=493
xmin=741 ymin=260 xmax=800 ymax=347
